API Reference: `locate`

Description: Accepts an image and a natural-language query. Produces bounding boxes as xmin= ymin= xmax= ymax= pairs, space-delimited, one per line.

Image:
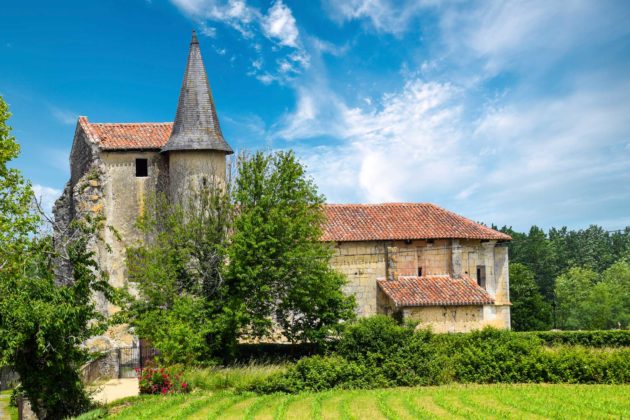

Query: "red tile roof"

xmin=322 ymin=203 xmax=511 ymax=241
xmin=78 ymin=117 xmax=172 ymax=150
xmin=378 ymin=275 xmax=495 ymax=307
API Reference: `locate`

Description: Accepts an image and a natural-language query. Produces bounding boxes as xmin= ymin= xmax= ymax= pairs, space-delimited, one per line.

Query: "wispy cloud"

xmin=169 ymin=0 xmax=309 ymax=82
xmin=50 ymin=106 xmax=77 ymax=125
xmin=32 ymin=184 xmax=62 ymax=216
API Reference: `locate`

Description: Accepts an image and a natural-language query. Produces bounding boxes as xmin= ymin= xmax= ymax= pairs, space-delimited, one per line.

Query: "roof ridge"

xmin=89 ymin=122 xmax=173 ymax=126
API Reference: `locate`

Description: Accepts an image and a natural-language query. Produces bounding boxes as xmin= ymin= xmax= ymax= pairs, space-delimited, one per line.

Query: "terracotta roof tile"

xmin=79 ymin=117 xmax=173 ymax=150
xmin=378 ymin=275 xmax=495 ymax=307
xmin=322 ymin=203 xmax=511 ymax=241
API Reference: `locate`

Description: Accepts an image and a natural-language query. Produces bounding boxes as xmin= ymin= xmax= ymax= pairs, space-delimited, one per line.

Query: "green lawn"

xmin=0 ymin=389 xmax=18 ymax=420
xmin=79 ymin=384 xmax=630 ymax=419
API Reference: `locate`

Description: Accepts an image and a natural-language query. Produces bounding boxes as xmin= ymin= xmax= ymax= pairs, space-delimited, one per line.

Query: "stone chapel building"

xmin=54 ymin=31 xmax=512 ymax=334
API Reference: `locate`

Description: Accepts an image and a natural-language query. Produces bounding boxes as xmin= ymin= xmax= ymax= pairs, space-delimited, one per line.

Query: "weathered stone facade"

xmin=330 ymin=238 xmax=511 ymax=332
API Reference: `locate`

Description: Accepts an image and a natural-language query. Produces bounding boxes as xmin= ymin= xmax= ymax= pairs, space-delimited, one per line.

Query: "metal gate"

xmin=116 ymin=344 xmax=160 ymax=378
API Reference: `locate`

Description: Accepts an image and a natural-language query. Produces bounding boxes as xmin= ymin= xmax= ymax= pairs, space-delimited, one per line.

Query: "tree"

xmin=555 ymin=267 xmax=598 ymax=329
xmin=127 ymin=181 xmax=236 ymax=364
xmin=509 ymin=263 xmax=552 ymax=331
xmin=580 ymin=261 xmax=630 ymax=329
xmin=228 ymin=151 xmax=355 ymax=344
xmin=0 ymin=96 xmax=38 ymax=272
xmin=0 ymin=96 xmax=112 ymax=418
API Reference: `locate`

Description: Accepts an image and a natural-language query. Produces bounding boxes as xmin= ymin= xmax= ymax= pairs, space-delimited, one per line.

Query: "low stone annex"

xmin=54 ymin=31 xmax=512 ymax=337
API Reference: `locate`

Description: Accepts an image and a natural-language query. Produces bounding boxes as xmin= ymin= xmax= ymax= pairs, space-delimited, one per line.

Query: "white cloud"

xmin=323 ymin=0 xmax=427 ymax=36
xmin=32 ymin=184 xmax=62 ymax=216
xmin=276 ymin=62 xmax=630 ymax=229
xmin=170 ymin=0 xmax=308 ymax=82
xmin=261 ymin=0 xmax=299 ymax=48
xmin=50 ymin=106 xmax=77 ymax=125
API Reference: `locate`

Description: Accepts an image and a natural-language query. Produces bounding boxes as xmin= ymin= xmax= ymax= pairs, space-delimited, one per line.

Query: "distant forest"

xmin=495 ymin=224 xmax=630 ymax=331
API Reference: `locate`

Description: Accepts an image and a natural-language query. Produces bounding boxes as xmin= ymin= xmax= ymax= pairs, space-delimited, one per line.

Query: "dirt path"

xmin=91 ymin=378 xmax=139 ymax=404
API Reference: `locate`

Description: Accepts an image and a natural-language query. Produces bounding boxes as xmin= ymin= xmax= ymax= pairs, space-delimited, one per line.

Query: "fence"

xmin=0 ymin=366 xmax=19 ymax=391
xmin=81 ymin=344 xmax=160 ymax=382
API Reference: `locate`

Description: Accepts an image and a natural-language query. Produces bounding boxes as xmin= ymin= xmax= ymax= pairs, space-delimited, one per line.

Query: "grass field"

xmin=79 ymin=384 xmax=630 ymax=419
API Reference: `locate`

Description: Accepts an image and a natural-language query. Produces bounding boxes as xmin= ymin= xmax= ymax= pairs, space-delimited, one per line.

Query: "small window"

xmin=476 ymin=265 xmax=486 ymax=289
xmin=417 ymin=266 xmax=423 ymax=276
xmin=135 ymin=159 xmax=148 ymax=177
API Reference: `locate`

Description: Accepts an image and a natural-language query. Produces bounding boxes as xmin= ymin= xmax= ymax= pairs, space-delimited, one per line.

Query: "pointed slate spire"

xmin=162 ymin=30 xmax=233 ymax=154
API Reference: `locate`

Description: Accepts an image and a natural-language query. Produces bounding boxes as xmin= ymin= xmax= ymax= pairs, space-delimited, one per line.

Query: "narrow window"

xmin=476 ymin=265 xmax=486 ymax=289
xmin=417 ymin=266 xmax=423 ymax=276
xmin=135 ymin=159 xmax=148 ymax=177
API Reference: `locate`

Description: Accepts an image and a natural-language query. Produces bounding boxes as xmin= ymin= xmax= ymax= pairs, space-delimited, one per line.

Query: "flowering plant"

xmin=137 ymin=367 xmax=190 ymax=395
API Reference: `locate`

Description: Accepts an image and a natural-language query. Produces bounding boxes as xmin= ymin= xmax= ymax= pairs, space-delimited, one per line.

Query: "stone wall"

xmin=99 ymin=151 xmax=167 ymax=313
xmin=330 ymin=239 xmax=511 ymax=330
xmin=403 ymin=305 xmax=485 ymax=333
xmin=168 ymin=150 xmax=226 ymax=204
xmin=330 ymin=241 xmax=387 ymax=317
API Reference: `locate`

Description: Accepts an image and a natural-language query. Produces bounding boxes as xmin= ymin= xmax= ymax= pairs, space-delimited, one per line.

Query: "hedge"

xmin=250 ymin=317 xmax=630 ymax=393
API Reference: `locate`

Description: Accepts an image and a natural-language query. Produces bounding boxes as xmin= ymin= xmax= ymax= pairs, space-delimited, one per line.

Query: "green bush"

xmin=449 ymin=328 xmax=544 ymax=383
xmin=250 ymin=320 xmax=630 ymax=394
xmin=337 ymin=316 xmax=414 ymax=365
xmin=251 ymin=355 xmax=385 ymax=393
xmin=524 ymin=330 xmax=630 ymax=347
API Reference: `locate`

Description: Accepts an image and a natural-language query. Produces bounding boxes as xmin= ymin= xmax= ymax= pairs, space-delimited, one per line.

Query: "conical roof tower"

xmin=162 ymin=31 xmax=233 ymax=154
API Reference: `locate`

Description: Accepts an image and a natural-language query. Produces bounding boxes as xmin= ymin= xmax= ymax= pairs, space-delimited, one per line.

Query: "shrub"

xmin=250 ymin=321 xmax=630 ymax=395
xmin=138 ymin=367 xmax=190 ymax=395
xmin=337 ymin=316 xmax=414 ymax=365
xmin=251 ymin=355 xmax=385 ymax=393
xmin=380 ymin=329 xmax=453 ymax=386
xmin=449 ymin=328 xmax=544 ymax=383
xmin=524 ymin=330 xmax=630 ymax=347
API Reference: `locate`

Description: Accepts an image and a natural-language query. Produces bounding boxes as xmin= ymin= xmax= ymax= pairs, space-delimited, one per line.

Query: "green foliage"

xmin=0 ymin=96 xmax=38 ymax=273
xmin=134 ymin=295 xmax=224 ymax=366
xmin=555 ymin=261 xmax=630 ymax=330
xmin=501 ymin=224 xmax=630 ymax=330
xmin=127 ymin=184 xmax=237 ymax=364
xmin=0 ymin=96 xmax=114 ymax=418
xmin=228 ymin=151 xmax=355 ymax=344
xmin=523 ymin=330 xmax=630 ymax=347
xmin=509 ymin=263 xmax=552 ymax=331
xmin=252 ymin=355 xmax=379 ymax=393
xmin=252 ymin=321 xmax=630 ymax=394
xmin=182 ymin=364 xmax=287 ymax=392
xmin=337 ymin=316 xmax=413 ymax=365
xmin=448 ymin=328 xmax=543 ymax=383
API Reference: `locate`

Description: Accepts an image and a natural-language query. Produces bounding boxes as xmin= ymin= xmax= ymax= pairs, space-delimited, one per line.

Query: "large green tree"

xmin=509 ymin=263 xmax=552 ymax=331
xmin=228 ymin=151 xmax=355 ymax=344
xmin=127 ymin=183 xmax=236 ymax=364
xmin=0 ymin=96 xmax=112 ymax=418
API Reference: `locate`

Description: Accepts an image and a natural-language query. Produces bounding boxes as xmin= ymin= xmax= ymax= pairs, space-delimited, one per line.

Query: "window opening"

xmin=476 ymin=265 xmax=486 ymax=289
xmin=136 ymin=159 xmax=148 ymax=177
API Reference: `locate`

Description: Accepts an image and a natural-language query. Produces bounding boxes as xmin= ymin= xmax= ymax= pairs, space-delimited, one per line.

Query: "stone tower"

xmin=162 ymin=30 xmax=233 ymax=203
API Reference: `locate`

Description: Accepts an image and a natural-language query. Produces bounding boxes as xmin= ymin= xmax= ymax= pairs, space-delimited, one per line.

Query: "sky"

xmin=1 ymin=0 xmax=629 ymax=232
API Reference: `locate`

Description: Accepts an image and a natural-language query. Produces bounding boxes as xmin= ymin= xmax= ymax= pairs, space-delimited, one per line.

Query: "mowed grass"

xmin=84 ymin=384 xmax=630 ymax=419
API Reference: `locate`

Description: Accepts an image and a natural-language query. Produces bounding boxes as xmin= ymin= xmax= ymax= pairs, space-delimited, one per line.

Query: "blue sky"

xmin=1 ymin=0 xmax=629 ymax=231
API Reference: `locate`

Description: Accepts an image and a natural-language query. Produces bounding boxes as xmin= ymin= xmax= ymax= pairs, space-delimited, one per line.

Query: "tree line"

xmin=499 ymin=225 xmax=630 ymax=331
